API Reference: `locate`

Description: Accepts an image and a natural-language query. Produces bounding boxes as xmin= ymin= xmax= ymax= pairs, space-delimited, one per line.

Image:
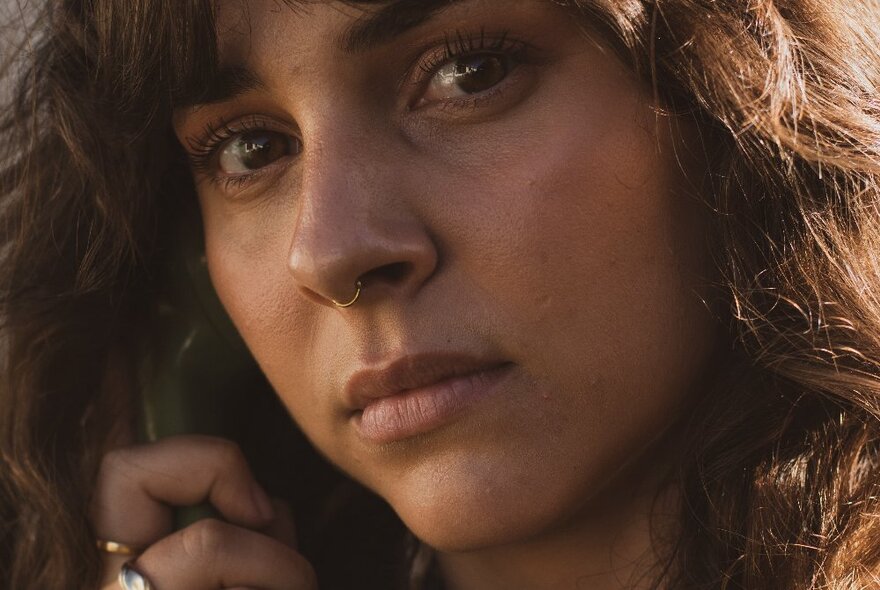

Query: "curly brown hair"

xmin=1 ymin=1 xmax=879 ymax=588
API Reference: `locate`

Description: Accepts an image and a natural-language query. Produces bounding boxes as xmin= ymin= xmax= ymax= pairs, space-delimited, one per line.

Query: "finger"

xmin=134 ymin=518 xmax=317 ymax=590
xmin=99 ymin=554 xmax=128 ymax=590
xmin=91 ymin=435 xmax=274 ymax=547
xmin=261 ymin=498 xmax=298 ymax=549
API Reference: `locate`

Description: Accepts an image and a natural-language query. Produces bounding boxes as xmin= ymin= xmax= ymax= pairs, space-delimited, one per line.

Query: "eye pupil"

xmin=451 ymin=55 xmax=508 ymax=94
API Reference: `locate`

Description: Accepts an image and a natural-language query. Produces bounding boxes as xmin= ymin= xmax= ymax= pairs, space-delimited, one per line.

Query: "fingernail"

xmin=251 ymin=483 xmax=275 ymax=521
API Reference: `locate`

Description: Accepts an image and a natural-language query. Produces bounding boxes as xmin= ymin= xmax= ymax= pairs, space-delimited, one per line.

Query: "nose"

xmin=287 ymin=143 xmax=438 ymax=308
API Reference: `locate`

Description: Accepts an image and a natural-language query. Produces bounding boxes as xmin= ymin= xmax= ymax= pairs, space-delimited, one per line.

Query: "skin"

xmin=94 ymin=1 xmax=722 ymax=588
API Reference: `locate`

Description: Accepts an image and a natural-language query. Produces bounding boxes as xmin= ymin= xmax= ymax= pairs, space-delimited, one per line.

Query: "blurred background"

xmin=1 ymin=0 xmax=37 ymax=104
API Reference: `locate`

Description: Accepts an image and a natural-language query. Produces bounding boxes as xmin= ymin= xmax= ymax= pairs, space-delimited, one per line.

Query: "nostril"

xmin=360 ymin=261 xmax=413 ymax=287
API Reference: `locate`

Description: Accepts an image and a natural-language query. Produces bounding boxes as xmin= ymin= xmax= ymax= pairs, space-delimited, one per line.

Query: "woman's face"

xmin=174 ymin=0 xmax=719 ymax=551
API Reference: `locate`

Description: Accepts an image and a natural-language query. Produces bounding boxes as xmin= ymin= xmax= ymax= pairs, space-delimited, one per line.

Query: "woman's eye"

xmin=425 ymin=53 xmax=511 ymax=101
xmin=217 ymin=130 xmax=297 ymax=174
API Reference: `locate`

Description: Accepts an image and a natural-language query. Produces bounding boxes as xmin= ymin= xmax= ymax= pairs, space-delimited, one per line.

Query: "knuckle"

xmin=98 ymin=446 xmax=136 ymax=481
xmin=298 ymin=561 xmax=319 ymax=590
xmin=210 ymin=438 xmax=247 ymax=470
xmin=271 ymin=546 xmax=318 ymax=590
xmin=279 ymin=546 xmax=318 ymax=589
xmin=179 ymin=518 xmax=230 ymax=563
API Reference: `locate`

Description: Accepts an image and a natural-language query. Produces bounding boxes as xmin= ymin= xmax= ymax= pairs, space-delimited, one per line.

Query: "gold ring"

xmin=97 ymin=539 xmax=144 ymax=556
xmin=332 ymin=281 xmax=362 ymax=308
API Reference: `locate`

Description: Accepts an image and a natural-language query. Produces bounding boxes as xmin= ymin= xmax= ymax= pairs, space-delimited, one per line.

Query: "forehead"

xmin=214 ymin=0 xmax=457 ymax=57
xmin=213 ymin=0 xmax=581 ymax=61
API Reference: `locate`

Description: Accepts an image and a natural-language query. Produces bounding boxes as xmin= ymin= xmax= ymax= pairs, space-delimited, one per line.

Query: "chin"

xmin=378 ymin=452 xmax=585 ymax=553
xmin=397 ymin=496 xmax=541 ymax=553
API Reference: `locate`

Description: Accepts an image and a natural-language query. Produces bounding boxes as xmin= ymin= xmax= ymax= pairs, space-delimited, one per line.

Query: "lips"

xmin=345 ymin=352 xmax=514 ymax=443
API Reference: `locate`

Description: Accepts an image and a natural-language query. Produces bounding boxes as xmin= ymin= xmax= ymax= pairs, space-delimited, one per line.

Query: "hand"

xmin=91 ymin=435 xmax=317 ymax=589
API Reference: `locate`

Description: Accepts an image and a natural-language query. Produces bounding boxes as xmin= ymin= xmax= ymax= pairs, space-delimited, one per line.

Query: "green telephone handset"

xmin=136 ymin=208 xmax=260 ymax=529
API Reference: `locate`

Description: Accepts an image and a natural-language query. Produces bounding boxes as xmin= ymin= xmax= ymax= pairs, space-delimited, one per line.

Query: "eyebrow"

xmin=187 ymin=0 xmax=464 ymax=107
xmin=182 ymin=65 xmax=267 ymax=108
xmin=341 ymin=0 xmax=463 ymax=54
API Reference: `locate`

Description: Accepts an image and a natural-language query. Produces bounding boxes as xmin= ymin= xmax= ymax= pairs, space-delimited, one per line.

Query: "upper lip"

xmin=344 ymin=352 xmax=508 ymax=411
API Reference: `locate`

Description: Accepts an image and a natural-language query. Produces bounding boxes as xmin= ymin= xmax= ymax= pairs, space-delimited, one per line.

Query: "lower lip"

xmin=352 ymin=364 xmax=514 ymax=444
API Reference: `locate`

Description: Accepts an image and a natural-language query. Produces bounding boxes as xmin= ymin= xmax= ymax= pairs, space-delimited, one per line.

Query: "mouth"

xmin=345 ymin=353 xmax=515 ymax=444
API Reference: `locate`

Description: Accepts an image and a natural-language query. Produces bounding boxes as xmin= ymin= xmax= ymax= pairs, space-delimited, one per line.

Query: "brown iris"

xmin=450 ymin=55 xmax=509 ymax=94
xmin=219 ymin=131 xmax=295 ymax=174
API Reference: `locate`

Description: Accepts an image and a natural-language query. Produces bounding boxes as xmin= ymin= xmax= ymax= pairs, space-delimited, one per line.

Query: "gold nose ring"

xmin=332 ymin=281 xmax=362 ymax=308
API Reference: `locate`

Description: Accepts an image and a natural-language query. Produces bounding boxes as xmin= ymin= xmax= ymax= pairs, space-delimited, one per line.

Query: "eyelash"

xmin=417 ymin=28 xmax=525 ymax=80
xmin=411 ymin=29 xmax=530 ymax=110
xmin=186 ymin=115 xmax=275 ymax=175
xmin=186 ymin=28 xmax=531 ymax=192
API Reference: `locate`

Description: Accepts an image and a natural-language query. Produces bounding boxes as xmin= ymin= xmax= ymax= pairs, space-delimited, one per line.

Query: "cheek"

xmin=437 ymin=67 xmax=715 ymax=384
xmin=507 ymin=114 xmax=715 ymax=411
xmin=203 ymin=237 xmax=351 ymax=451
xmin=520 ymin=123 xmax=712 ymax=363
xmin=202 ymin=209 xmax=294 ymax=347
xmin=201 ymin=215 xmax=317 ymax=404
